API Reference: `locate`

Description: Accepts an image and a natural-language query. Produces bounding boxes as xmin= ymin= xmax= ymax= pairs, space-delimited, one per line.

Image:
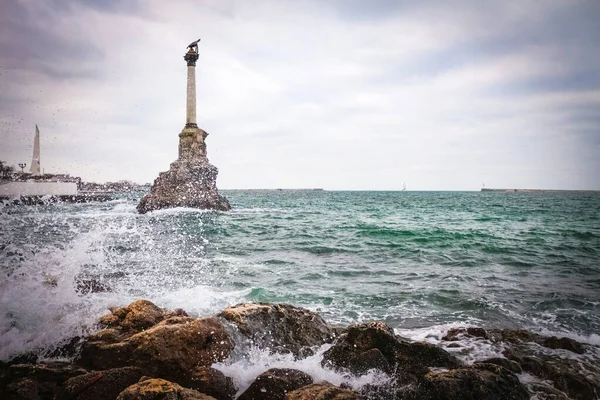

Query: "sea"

xmin=1 ymin=190 xmax=599 ymax=391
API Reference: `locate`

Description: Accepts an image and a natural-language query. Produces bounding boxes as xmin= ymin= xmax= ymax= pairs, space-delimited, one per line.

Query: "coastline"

xmin=1 ymin=299 xmax=598 ymax=399
xmin=481 ymin=188 xmax=600 ymax=193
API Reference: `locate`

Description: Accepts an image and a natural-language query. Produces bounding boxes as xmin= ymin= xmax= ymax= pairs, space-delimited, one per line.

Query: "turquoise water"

xmin=1 ymin=190 xmax=599 ymax=360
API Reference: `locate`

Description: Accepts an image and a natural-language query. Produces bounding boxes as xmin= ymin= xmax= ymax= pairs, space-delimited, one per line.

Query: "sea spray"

xmin=214 ymin=344 xmax=391 ymax=396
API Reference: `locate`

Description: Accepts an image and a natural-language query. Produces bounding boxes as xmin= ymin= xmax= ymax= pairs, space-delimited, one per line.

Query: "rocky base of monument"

xmin=137 ymin=160 xmax=230 ymax=214
xmin=2 ymin=300 xmax=599 ymax=400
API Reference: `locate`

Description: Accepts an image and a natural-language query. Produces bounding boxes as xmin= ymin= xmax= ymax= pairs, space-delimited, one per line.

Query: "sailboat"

xmin=402 ymin=182 xmax=406 ymax=191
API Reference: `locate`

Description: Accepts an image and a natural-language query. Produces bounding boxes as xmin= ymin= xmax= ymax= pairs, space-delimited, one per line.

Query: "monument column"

xmin=137 ymin=38 xmax=230 ymax=214
xmin=184 ymin=49 xmax=199 ymax=128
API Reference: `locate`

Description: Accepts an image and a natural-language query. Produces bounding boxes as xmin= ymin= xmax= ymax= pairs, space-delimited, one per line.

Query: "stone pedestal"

xmin=136 ymin=158 xmax=230 ymax=214
xmin=137 ymin=43 xmax=230 ymax=214
xmin=137 ymin=125 xmax=230 ymax=213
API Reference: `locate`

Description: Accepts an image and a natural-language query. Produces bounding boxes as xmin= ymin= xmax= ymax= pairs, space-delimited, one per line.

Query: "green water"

xmin=216 ymin=191 xmax=600 ymax=334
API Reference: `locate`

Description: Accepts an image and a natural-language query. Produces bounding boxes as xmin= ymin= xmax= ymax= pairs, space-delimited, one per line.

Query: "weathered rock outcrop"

xmin=76 ymin=301 xmax=233 ymax=382
xmin=441 ymin=326 xmax=599 ymax=400
xmin=322 ymin=321 xmax=461 ymax=379
xmin=58 ymin=366 xmax=143 ymax=400
xmin=0 ymin=362 xmax=88 ymax=400
xmin=116 ymin=377 xmax=216 ymax=400
xmin=137 ymin=160 xmax=230 ymax=214
xmin=285 ymin=382 xmax=363 ymax=400
xmin=238 ymin=368 xmax=313 ymax=400
xmin=402 ymin=363 xmax=530 ymax=400
xmin=219 ymin=303 xmax=334 ymax=357
xmin=98 ymin=299 xmax=187 ymax=335
xmin=5 ymin=302 xmax=600 ymax=400
xmin=181 ymin=367 xmax=236 ymax=400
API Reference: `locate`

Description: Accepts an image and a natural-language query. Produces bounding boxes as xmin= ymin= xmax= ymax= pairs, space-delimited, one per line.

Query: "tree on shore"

xmin=0 ymin=161 xmax=14 ymax=179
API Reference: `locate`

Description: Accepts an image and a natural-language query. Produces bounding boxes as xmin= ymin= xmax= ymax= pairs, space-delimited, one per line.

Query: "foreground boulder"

xmin=58 ymin=366 xmax=143 ymax=400
xmin=219 ymin=303 xmax=334 ymax=357
xmin=98 ymin=299 xmax=187 ymax=335
xmin=238 ymin=368 xmax=313 ymax=400
xmin=285 ymin=382 xmax=363 ymax=399
xmin=441 ymin=326 xmax=598 ymax=400
xmin=403 ymin=363 xmax=530 ymax=400
xmin=504 ymin=345 xmax=600 ymax=400
xmin=0 ymin=362 xmax=88 ymax=400
xmin=181 ymin=367 xmax=236 ymax=400
xmin=322 ymin=321 xmax=461 ymax=379
xmin=77 ymin=314 xmax=233 ymax=381
xmin=116 ymin=377 xmax=217 ymax=400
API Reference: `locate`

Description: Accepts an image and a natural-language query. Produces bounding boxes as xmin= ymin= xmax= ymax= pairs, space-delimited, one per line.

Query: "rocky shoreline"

xmin=1 ymin=300 xmax=598 ymax=399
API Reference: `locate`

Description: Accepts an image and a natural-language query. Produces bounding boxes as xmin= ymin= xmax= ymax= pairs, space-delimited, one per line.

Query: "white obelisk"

xmin=30 ymin=124 xmax=41 ymax=175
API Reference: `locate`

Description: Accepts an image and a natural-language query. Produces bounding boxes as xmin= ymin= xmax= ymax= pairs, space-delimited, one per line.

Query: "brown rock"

xmin=504 ymin=340 xmax=600 ymax=400
xmin=542 ymin=336 xmax=584 ymax=354
xmin=498 ymin=329 xmax=537 ymax=343
xmin=477 ymin=358 xmax=522 ymax=374
xmin=466 ymin=327 xmax=487 ymax=339
xmin=77 ymin=317 xmax=233 ymax=381
xmin=405 ymin=364 xmax=529 ymax=400
xmin=1 ymin=362 xmax=88 ymax=400
xmin=322 ymin=321 xmax=461 ymax=378
xmin=442 ymin=327 xmax=487 ymax=341
xmin=98 ymin=300 xmax=176 ymax=333
xmin=6 ymin=377 xmax=41 ymax=400
xmin=441 ymin=328 xmax=463 ymax=341
xmin=116 ymin=378 xmax=216 ymax=399
xmin=137 ymin=160 xmax=231 ymax=214
xmin=182 ymin=367 xmax=236 ymax=400
xmin=238 ymin=368 xmax=313 ymax=400
xmin=285 ymin=382 xmax=363 ymax=400
xmin=58 ymin=366 xmax=143 ymax=400
xmin=218 ymin=303 xmax=333 ymax=357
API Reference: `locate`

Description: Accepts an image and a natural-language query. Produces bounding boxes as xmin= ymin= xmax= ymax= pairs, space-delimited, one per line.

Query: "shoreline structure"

xmin=481 ymin=188 xmax=600 ymax=193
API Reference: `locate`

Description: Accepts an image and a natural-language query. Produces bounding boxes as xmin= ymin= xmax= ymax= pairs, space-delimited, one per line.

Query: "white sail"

xmin=30 ymin=125 xmax=41 ymax=175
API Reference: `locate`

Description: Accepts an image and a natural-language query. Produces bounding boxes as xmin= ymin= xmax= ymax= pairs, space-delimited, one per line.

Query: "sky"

xmin=0 ymin=0 xmax=599 ymax=190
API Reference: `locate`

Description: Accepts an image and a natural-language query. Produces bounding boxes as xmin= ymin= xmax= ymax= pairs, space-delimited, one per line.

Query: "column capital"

xmin=184 ymin=51 xmax=199 ymax=67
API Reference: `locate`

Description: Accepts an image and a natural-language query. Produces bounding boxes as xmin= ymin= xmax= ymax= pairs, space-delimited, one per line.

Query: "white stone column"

xmin=184 ymin=50 xmax=199 ymax=128
xmin=186 ymin=65 xmax=196 ymax=126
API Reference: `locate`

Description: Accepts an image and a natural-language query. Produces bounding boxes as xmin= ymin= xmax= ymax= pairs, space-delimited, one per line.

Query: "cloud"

xmin=0 ymin=0 xmax=598 ymax=189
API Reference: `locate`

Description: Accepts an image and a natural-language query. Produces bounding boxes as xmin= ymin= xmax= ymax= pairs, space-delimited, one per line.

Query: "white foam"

xmin=0 ymin=200 xmax=257 ymax=360
xmin=155 ymin=286 xmax=250 ymax=317
xmin=214 ymin=344 xmax=390 ymax=397
xmin=395 ymin=324 xmax=506 ymax=364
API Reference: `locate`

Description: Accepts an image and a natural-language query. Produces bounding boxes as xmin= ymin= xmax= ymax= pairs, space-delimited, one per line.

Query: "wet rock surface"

xmin=219 ymin=303 xmax=334 ymax=357
xmin=137 ymin=160 xmax=230 ymax=214
xmin=323 ymin=321 xmax=462 ymax=380
xmin=97 ymin=299 xmax=188 ymax=334
xmin=442 ymin=327 xmax=600 ymax=400
xmin=58 ymin=366 xmax=143 ymax=400
xmin=237 ymin=368 xmax=313 ymax=400
xmin=77 ymin=315 xmax=233 ymax=381
xmin=115 ymin=377 xmax=217 ymax=400
xmin=0 ymin=362 xmax=88 ymax=400
xmin=401 ymin=363 xmax=530 ymax=400
xmin=2 ymin=301 xmax=599 ymax=400
xmin=181 ymin=367 xmax=236 ymax=400
xmin=285 ymin=382 xmax=363 ymax=399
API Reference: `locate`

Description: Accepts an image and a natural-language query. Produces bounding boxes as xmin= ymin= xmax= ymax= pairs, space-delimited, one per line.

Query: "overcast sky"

xmin=1 ymin=0 xmax=599 ymax=190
